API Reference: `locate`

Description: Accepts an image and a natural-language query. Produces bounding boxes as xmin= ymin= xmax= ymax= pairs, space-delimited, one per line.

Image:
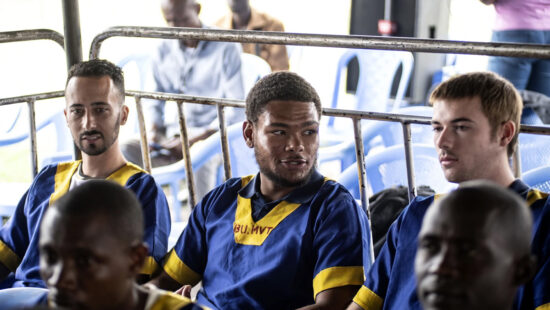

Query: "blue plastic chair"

xmin=320 ymin=106 xmax=433 ymax=172
xmin=518 ymin=132 xmax=550 ymax=173
xmin=522 ymin=166 xmax=550 ymax=192
xmin=337 ymin=143 xmax=455 ymax=199
xmin=152 ymin=122 xmax=257 ymax=218
xmin=0 ymin=287 xmax=48 ymax=309
xmin=326 ymin=49 xmax=414 ymax=129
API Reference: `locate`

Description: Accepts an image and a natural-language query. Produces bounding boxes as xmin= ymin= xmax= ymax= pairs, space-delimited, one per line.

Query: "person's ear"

xmin=128 ymin=242 xmax=148 ymax=275
xmin=499 ymin=120 xmax=515 ymax=147
xmin=120 ymin=104 xmax=129 ymax=126
xmin=243 ymin=121 xmax=254 ymax=148
xmin=513 ymin=254 xmax=537 ymax=286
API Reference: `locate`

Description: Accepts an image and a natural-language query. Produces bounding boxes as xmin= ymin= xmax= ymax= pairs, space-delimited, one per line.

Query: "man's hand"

xmin=175 ymin=285 xmax=193 ymax=298
xmin=297 ymin=285 xmax=360 ymax=310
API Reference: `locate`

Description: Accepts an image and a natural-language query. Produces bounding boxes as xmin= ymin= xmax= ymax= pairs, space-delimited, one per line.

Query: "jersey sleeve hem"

xmin=0 ymin=239 xmax=21 ymax=271
xmin=312 ymin=266 xmax=364 ymax=298
xmin=141 ymin=256 xmax=160 ymax=276
xmin=163 ymin=249 xmax=202 ymax=286
xmin=352 ymin=285 xmax=383 ymax=310
xmin=536 ymin=303 xmax=550 ymax=310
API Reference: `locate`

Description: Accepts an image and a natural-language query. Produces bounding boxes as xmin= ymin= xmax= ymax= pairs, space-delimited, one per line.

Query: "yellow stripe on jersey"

xmin=108 ymin=162 xmax=147 ymax=184
xmin=527 ymin=189 xmax=549 ymax=207
xmin=536 ymin=303 xmax=550 ymax=310
xmin=0 ymin=240 xmax=20 ymax=271
xmin=352 ymin=285 xmax=383 ymax=310
xmin=163 ymin=249 xmax=202 ymax=286
xmin=50 ymin=161 xmax=80 ymax=205
xmin=312 ymin=266 xmax=364 ymax=298
xmin=141 ymin=256 xmax=160 ymax=276
xmin=233 ymin=175 xmax=303 ymax=246
xmin=150 ymin=291 xmax=196 ymax=310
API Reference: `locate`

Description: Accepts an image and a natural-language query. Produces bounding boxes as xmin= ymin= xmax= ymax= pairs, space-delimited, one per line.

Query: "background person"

xmin=215 ymin=0 xmax=289 ymax=71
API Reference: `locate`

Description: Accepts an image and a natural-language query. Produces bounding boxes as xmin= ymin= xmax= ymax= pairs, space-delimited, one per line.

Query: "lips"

xmin=80 ymin=131 xmax=103 ymax=142
xmin=439 ymin=152 xmax=458 ymax=166
xmin=280 ymin=158 xmax=307 ymax=165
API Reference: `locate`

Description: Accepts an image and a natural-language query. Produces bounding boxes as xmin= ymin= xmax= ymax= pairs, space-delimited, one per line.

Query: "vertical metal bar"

xmin=134 ymin=96 xmax=152 ymax=173
xmin=384 ymin=0 xmax=392 ymax=21
xmin=62 ymin=0 xmax=83 ymax=161
xmin=61 ymin=0 xmax=83 ymax=70
xmin=217 ymin=104 xmax=231 ymax=180
xmin=27 ymin=100 xmax=38 ymax=177
xmin=176 ymin=100 xmax=196 ymax=208
xmin=352 ymin=118 xmax=375 ymax=264
xmin=512 ymin=144 xmax=521 ymax=178
xmin=402 ymin=122 xmax=416 ymax=201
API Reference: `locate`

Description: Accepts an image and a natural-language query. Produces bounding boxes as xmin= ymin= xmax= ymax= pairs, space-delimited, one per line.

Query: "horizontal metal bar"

xmin=90 ymin=26 xmax=550 ymax=60
xmin=0 ymin=91 xmax=65 ymax=106
xmin=0 ymin=29 xmax=65 ymax=49
xmin=126 ymin=90 xmax=245 ymax=109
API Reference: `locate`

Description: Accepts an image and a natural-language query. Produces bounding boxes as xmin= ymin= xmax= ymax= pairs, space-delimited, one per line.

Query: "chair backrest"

xmin=240 ymin=53 xmax=272 ymax=95
xmin=522 ymin=166 xmax=550 ymax=192
xmin=337 ymin=144 xmax=455 ymax=198
xmin=518 ymin=133 xmax=550 ymax=173
xmin=0 ymin=287 xmax=48 ymax=309
xmin=328 ymin=49 xmax=414 ymax=128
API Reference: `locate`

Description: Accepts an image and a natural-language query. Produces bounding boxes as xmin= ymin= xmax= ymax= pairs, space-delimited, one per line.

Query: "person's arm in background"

xmin=220 ymin=43 xmax=246 ymax=126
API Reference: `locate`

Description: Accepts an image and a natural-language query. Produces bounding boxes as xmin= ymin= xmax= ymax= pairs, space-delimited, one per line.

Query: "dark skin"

xmin=226 ymin=0 xmax=251 ymax=29
xmin=150 ymin=101 xmax=358 ymax=309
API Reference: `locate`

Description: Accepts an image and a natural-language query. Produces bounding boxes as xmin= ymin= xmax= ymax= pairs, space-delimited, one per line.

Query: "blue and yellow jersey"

xmin=163 ymin=170 xmax=367 ymax=309
xmin=0 ymin=161 xmax=171 ymax=288
xmin=353 ymin=179 xmax=550 ymax=310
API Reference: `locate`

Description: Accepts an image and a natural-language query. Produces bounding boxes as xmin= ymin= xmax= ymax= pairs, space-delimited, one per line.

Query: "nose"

xmin=435 ymin=126 xmax=452 ymax=150
xmin=82 ymin=110 xmax=96 ymax=131
xmin=48 ymin=261 xmax=77 ymax=291
xmin=285 ymin=133 xmax=305 ymax=153
xmin=428 ymin=245 xmax=459 ymax=278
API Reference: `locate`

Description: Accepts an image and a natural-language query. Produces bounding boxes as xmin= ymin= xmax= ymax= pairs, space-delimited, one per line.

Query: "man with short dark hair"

xmin=33 ymin=180 xmax=204 ymax=310
xmin=151 ymin=71 xmax=367 ymax=309
xmin=415 ymin=181 xmax=536 ymax=310
xmin=348 ymin=72 xmax=550 ymax=310
xmin=0 ymin=59 xmax=171 ymax=288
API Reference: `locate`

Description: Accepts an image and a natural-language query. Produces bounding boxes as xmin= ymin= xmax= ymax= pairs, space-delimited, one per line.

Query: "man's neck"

xmin=232 ymin=7 xmax=251 ymax=29
xmin=259 ymin=175 xmax=298 ymax=202
xmin=80 ymin=143 xmax=127 ymax=179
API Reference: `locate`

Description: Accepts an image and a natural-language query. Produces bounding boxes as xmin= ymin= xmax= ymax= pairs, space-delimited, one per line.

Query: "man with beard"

xmin=414 ymin=181 xmax=536 ymax=310
xmin=0 ymin=59 xmax=171 ymax=288
xmin=150 ymin=72 xmax=367 ymax=309
xmin=348 ymin=72 xmax=550 ymax=310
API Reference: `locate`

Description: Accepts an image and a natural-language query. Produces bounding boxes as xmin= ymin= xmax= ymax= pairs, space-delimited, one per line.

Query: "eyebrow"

xmin=69 ymin=102 xmax=109 ymax=108
xmin=268 ymin=121 xmax=319 ymax=128
xmin=431 ymin=118 xmax=475 ymax=125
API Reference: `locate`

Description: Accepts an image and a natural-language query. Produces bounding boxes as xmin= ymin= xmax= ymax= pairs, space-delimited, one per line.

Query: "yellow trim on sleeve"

xmin=536 ymin=303 xmax=550 ymax=310
xmin=106 ymin=162 xmax=147 ymax=184
xmin=140 ymin=256 xmax=160 ymax=276
xmin=527 ymin=189 xmax=549 ymax=207
xmin=0 ymin=240 xmax=21 ymax=271
xmin=352 ymin=285 xmax=383 ymax=310
xmin=163 ymin=249 xmax=202 ymax=286
xmin=49 ymin=161 xmax=80 ymax=205
xmin=312 ymin=266 xmax=364 ymax=298
xmin=150 ymin=291 xmax=195 ymax=310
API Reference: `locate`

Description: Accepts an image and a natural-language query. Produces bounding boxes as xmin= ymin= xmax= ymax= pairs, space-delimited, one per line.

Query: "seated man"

xmin=123 ymin=0 xmax=245 ymax=200
xmin=150 ymin=72 xmax=368 ymax=309
xmin=216 ymin=0 xmax=290 ymax=71
xmin=415 ymin=181 xmax=536 ymax=310
xmin=0 ymin=59 xmax=171 ymax=288
xmin=33 ymin=180 xmax=204 ymax=310
xmin=348 ymin=72 xmax=550 ymax=310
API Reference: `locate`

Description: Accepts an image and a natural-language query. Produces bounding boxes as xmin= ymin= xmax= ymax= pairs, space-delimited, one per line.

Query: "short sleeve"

xmin=0 ymin=190 xmax=30 ymax=272
xmin=311 ymin=185 xmax=365 ymax=298
xmin=126 ymin=173 xmax=171 ymax=276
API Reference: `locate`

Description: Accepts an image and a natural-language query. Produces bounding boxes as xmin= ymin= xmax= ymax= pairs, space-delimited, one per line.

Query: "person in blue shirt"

xmin=0 ymin=59 xmax=171 ymax=288
xmin=30 ymin=180 xmax=203 ymax=310
xmin=122 ymin=0 xmax=246 ymax=201
xmin=415 ymin=181 xmax=536 ymax=310
xmin=348 ymin=71 xmax=550 ymax=310
xmin=149 ymin=71 xmax=368 ymax=309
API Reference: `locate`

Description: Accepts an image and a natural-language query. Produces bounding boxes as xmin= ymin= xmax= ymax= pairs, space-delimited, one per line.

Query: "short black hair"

xmin=245 ymin=71 xmax=321 ymax=123
xmin=66 ymin=59 xmax=125 ymax=100
xmin=51 ymin=180 xmax=143 ymax=245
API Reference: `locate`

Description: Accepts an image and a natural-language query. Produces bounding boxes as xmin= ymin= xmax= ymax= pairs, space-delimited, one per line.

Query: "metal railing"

xmin=0 ymin=30 xmax=65 ymax=177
